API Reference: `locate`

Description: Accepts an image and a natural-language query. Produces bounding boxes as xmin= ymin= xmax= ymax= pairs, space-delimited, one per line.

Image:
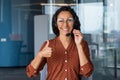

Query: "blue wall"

xmin=0 ymin=0 xmax=11 ymax=40
xmin=0 ymin=0 xmax=18 ymax=67
xmin=0 ymin=0 xmax=28 ymax=67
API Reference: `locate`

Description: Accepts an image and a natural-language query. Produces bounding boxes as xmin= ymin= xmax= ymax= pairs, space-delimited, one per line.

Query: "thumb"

xmin=44 ymin=40 xmax=49 ymax=48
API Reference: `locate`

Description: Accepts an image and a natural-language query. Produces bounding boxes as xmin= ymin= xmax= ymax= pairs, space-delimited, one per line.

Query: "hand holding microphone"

xmin=73 ymin=29 xmax=83 ymax=45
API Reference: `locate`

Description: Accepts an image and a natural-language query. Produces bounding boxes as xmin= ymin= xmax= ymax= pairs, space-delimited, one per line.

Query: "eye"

xmin=57 ymin=19 xmax=64 ymax=23
xmin=67 ymin=18 xmax=74 ymax=22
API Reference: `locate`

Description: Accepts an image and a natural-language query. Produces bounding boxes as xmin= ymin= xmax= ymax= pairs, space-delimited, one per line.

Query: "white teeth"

xmin=63 ymin=29 xmax=68 ymax=31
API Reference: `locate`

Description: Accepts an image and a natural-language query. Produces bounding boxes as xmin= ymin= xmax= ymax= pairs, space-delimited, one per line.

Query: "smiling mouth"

xmin=60 ymin=28 xmax=71 ymax=36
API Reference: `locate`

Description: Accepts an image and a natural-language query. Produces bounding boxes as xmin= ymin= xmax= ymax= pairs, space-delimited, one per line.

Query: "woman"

xmin=26 ymin=6 xmax=94 ymax=80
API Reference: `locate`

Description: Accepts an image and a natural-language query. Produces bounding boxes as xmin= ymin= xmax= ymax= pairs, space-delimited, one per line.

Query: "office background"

xmin=0 ymin=0 xmax=120 ymax=80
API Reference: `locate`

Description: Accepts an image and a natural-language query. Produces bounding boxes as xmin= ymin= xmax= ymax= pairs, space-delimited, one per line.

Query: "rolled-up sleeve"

xmin=26 ymin=64 xmax=39 ymax=78
xmin=26 ymin=57 xmax=46 ymax=78
xmin=80 ymin=62 xmax=94 ymax=77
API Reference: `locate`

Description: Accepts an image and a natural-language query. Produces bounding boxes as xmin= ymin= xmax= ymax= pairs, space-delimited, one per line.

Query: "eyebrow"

xmin=68 ymin=18 xmax=74 ymax=20
xmin=57 ymin=18 xmax=64 ymax=20
xmin=57 ymin=17 xmax=73 ymax=20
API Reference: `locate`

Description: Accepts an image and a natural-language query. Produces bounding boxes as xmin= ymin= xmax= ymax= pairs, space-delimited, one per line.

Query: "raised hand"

xmin=73 ymin=29 xmax=83 ymax=45
xmin=40 ymin=40 xmax=52 ymax=58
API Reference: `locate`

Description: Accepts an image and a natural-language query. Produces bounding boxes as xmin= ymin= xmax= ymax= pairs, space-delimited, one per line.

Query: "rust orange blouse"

xmin=26 ymin=37 xmax=94 ymax=80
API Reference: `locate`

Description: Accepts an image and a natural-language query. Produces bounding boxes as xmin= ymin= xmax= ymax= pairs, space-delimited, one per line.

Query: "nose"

xmin=62 ymin=21 xmax=68 ymax=27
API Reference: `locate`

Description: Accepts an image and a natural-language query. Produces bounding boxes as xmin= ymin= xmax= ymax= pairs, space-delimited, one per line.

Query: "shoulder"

xmin=40 ymin=38 xmax=56 ymax=50
xmin=46 ymin=37 xmax=58 ymax=47
xmin=49 ymin=37 xmax=57 ymax=44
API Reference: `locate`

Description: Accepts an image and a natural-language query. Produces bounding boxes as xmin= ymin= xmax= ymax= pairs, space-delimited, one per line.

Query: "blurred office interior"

xmin=0 ymin=0 xmax=120 ymax=80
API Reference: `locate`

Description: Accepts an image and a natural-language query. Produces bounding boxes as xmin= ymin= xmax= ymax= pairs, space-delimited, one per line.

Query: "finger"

xmin=73 ymin=29 xmax=79 ymax=34
xmin=46 ymin=48 xmax=52 ymax=52
xmin=73 ymin=31 xmax=83 ymax=38
xmin=73 ymin=29 xmax=79 ymax=35
xmin=73 ymin=29 xmax=76 ymax=34
xmin=44 ymin=40 xmax=49 ymax=48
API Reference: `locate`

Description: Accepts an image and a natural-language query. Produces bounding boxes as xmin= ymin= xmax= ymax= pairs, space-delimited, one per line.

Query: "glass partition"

xmin=43 ymin=0 xmax=120 ymax=80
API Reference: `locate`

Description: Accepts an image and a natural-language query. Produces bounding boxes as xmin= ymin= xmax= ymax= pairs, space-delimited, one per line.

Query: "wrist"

xmin=76 ymin=43 xmax=82 ymax=47
xmin=76 ymin=44 xmax=83 ymax=51
xmin=38 ymin=51 xmax=43 ymax=58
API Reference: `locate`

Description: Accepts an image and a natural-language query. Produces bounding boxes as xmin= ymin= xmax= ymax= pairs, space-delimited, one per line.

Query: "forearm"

xmin=76 ymin=44 xmax=88 ymax=66
xmin=30 ymin=52 xmax=43 ymax=70
xmin=26 ymin=50 xmax=48 ymax=78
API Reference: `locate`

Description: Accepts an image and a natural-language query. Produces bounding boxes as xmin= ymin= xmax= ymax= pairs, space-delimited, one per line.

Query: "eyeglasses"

xmin=57 ymin=18 xmax=74 ymax=24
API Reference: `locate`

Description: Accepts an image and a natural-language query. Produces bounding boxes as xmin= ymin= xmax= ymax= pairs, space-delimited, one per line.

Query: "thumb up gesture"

xmin=40 ymin=40 xmax=52 ymax=58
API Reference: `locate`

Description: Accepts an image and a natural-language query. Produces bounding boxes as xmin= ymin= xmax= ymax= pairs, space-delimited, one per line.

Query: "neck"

xmin=59 ymin=35 xmax=72 ymax=43
xmin=59 ymin=35 xmax=72 ymax=49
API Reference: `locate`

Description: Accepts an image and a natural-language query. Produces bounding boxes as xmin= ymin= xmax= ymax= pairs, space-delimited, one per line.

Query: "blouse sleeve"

xmin=26 ymin=58 xmax=46 ymax=78
xmin=79 ymin=40 xmax=94 ymax=78
xmin=80 ymin=62 xmax=93 ymax=77
xmin=26 ymin=64 xmax=38 ymax=77
xmin=26 ymin=41 xmax=47 ymax=78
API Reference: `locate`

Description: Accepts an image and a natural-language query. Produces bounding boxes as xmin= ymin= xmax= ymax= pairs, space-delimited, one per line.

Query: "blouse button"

xmin=33 ymin=70 xmax=37 ymax=73
xmin=65 ymin=78 xmax=67 ymax=80
xmin=65 ymin=51 xmax=67 ymax=54
xmin=65 ymin=69 xmax=67 ymax=72
xmin=65 ymin=60 xmax=67 ymax=63
xmin=81 ymin=68 xmax=83 ymax=71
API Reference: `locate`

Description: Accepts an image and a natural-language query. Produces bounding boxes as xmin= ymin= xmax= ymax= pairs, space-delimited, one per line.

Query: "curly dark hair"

xmin=52 ymin=6 xmax=81 ymax=37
